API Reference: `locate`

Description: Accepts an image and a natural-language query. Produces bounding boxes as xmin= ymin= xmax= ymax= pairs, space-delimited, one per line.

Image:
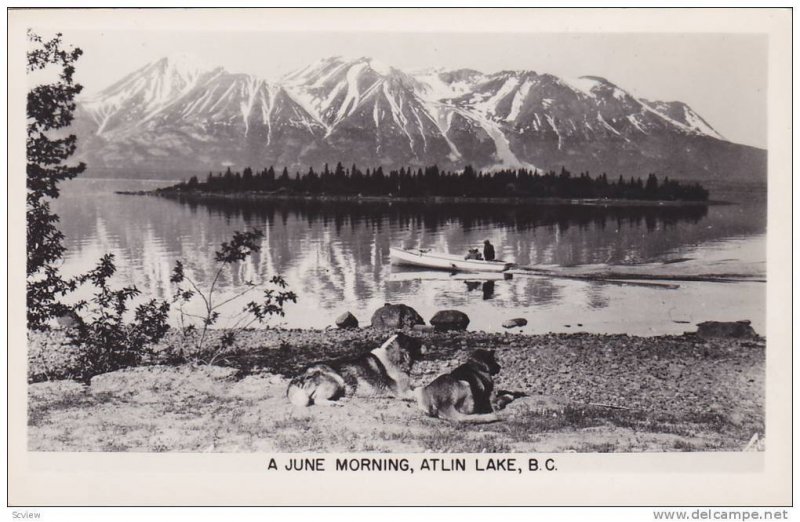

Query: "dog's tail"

xmin=286 ymin=379 xmax=312 ymax=407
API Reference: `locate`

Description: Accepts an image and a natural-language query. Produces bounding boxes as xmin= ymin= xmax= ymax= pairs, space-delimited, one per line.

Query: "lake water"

xmin=52 ymin=178 xmax=766 ymax=336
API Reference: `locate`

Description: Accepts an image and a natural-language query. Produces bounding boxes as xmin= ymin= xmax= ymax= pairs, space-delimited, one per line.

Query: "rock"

xmin=429 ymin=310 xmax=470 ymax=331
xmin=335 ymin=311 xmax=359 ymax=329
xmin=695 ymin=320 xmax=757 ymax=339
xmin=370 ymin=303 xmax=425 ymax=330
xmin=502 ymin=318 xmax=528 ymax=329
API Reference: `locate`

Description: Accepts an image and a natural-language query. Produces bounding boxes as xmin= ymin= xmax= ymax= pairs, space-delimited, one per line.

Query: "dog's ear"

xmin=394 ymin=332 xmax=425 ymax=358
xmin=470 ymin=349 xmax=491 ymax=361
xmin=378 ymin=333 xmax=400 ymax=351
xmin=486 ymin=350 xmax=501 ymax=375
xmin=380 ymin=333 xmax=413 ymax=369
xmin=471 ymin=349 xmax=501 ymax=375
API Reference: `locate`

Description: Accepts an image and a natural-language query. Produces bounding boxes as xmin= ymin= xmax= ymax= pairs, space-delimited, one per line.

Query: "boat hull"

xmin=389 ymin=247 xmax=512 ymax=273
xmin=388 ymin=270 xmax=512 ymax=282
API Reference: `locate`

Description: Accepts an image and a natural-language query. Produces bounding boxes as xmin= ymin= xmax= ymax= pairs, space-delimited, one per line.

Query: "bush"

xmin=170 ymin=229 xmax=297 ymax=364
xmin=66 ymin=254 xmax=170 ymax=381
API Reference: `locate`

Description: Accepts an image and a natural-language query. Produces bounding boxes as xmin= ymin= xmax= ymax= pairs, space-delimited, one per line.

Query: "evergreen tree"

xmin=180 ymin=161 xmax=707 ymax=202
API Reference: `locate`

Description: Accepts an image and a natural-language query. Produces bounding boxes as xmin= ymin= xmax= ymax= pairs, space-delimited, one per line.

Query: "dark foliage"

xmin=26 ymin=31 xmax=86 ymax=329
xmin=67 ymin=254 xmax=170 ymax=381
xmin=27 ymin=32 xmax=171 ymax=379
xmin=171 ymin=163 xmax=709 ymax=202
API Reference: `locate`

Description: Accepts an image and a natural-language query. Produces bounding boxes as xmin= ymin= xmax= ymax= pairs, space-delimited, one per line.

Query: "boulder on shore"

xmin=430 ymin=310 xmax=470 ymax=331
xmin=335 ymin=311 xmax=359 ymax=329
xmin=370 ymin=303 xmax=425 ymax=330
xmin=695 ymin=320 xmax=758 ymax=339
xmin=503 ymin=318 xmax=528 ymax=329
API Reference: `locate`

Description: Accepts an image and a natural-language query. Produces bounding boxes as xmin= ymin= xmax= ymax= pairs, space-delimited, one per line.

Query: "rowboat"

xmin=389 ymin=247 xmax=512 ymax=273
xmin=388 ymin=269 xmax=513 ymax=283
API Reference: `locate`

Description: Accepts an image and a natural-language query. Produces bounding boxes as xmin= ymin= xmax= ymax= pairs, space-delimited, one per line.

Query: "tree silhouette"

xmin=168 ymin=163 xmax=709 ymax=202
xmin=26 ymin=31 xmax=86 ymax=329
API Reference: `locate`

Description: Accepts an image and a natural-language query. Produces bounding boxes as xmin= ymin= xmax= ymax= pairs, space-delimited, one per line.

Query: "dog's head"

xmin=469 ymin=349 xmax=501 ymax=376
xmin=381 ymin=332 xmax=427 ymax=372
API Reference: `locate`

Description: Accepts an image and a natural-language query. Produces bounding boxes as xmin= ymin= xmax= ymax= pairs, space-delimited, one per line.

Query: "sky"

xmin=63 ymin=30 xmax=767 ymax=149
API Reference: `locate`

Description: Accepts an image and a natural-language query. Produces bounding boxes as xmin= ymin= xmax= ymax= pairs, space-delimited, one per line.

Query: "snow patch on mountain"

xmin=597 ymin=114 xmax=621 ymax=137
xmin=479 ymin=77 xmax=519 ymax=117
xmin=422 ymin=103 xmax=462 ymax=161
xmin=506 ymin=79 xmax=533 ymax=121
xmin=282 ymin=88 xmax=330 ymax=130
xmin=640 ymin=102 xmax=698 ymax=137
xmin=562 ymin=76 xmax=601 ymax=98
xmin=545 ymin=115 xmax=562 ymax=150
xmin=682 ymin=106 xmax=724 ymax=140
xmin=415 ymin=73 xmax=462 ymax=101
xmin=459 ymin=108 xmax=536 ymax=169
xmin=382 ymin=82 xmax=415 ymax=149
xmin=336 ymin=62 xmax=368 ymax=123
xmin=413 ymin=69 xmax=484 ymax=101
xmin=626 ymin=114 xmax=648 ymax=134
xmin=369 ymin=58 xmax=392 ymax=75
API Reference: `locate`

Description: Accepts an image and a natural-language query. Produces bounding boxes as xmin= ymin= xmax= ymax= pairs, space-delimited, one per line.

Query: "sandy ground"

xmin=27 ymin=328 xmax=765 ymax=453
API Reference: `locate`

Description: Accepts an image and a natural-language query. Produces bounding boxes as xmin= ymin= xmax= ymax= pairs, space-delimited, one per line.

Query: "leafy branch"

xmin=170 ymin=229 xmax=297 ymax=364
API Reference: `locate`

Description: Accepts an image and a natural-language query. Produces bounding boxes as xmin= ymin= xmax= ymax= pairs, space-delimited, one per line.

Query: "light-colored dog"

xmin=287 ymin=332 xmax=426 ymax=407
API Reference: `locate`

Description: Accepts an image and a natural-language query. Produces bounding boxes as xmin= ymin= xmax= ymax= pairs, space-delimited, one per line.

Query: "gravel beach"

xmin=27 ymin=326 xmax=765 ymax=453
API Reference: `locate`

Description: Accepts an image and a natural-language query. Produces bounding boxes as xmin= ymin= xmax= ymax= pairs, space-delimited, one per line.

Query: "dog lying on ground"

xmin=415 ymin=349 xmax=502 ymax=423
xmin=287 ymin=332 xmax=426 ymax=407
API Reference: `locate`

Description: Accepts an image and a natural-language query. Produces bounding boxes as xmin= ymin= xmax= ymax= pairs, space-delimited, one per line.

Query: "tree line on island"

xmin=169 ymin=163 xmax=710 ymax=201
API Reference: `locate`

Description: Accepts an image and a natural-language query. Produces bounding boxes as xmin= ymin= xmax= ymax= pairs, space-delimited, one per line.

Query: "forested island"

xmin=155 ymin=163 xmax=710 ymax=202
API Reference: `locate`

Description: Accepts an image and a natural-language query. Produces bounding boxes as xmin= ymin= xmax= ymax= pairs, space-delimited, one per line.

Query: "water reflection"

xmin=172 ymin=195 xmax=710 ymax=236
xmin=52 ymin=179 xmax=766 ymax=335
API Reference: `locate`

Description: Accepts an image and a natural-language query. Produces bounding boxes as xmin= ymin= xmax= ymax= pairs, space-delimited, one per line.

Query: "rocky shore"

xmin=27 ymin=316 xmax=765 ymax=453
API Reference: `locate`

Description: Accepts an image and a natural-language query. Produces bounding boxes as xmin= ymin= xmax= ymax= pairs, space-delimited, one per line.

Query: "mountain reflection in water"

xmin=53 ymin=179 xmax=766 ymax=335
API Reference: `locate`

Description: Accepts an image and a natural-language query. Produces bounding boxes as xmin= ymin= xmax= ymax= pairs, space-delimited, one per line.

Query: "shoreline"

xmin=28 ymin=326 xmax=764 ymax=452
xmin=116 ymin=188 xmax=723 ymax=207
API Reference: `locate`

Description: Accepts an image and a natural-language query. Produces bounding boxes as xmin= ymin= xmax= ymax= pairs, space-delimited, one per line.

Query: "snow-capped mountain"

xmin=81 ymin=53 xmax=217 ymax=135
xmin=73 ymin=54 xmax=766 ymax=182
xmin=282 ymin=56 xmax=456 ymax=166
xmin=76 ymin=54 xmax=326 ymax=170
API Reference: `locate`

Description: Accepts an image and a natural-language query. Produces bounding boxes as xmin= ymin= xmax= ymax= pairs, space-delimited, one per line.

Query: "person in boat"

xmin=483 ymin=240 xmax=496 ymax=262
xmin=465 ymin=248 xmax=483 ymax=260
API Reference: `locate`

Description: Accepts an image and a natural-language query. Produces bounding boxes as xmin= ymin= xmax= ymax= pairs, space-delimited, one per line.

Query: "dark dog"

xmin=415 ymin=349 xmax=501 ymax=423
xmin=287 ymin=332 xmax=426 ymax=407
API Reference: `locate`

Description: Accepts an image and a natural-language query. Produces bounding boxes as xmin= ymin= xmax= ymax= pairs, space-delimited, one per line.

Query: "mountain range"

xmin=72 ymin=53 xmax=766 ymax=182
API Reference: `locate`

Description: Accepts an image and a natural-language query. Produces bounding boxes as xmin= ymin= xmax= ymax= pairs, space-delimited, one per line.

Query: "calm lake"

xmin=52 ymin=178 xmax=767 ymax=336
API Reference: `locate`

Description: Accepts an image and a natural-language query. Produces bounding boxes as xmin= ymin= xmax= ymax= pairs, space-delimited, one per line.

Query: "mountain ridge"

xmin=73 ymin=53 xmax=766 ymax=182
